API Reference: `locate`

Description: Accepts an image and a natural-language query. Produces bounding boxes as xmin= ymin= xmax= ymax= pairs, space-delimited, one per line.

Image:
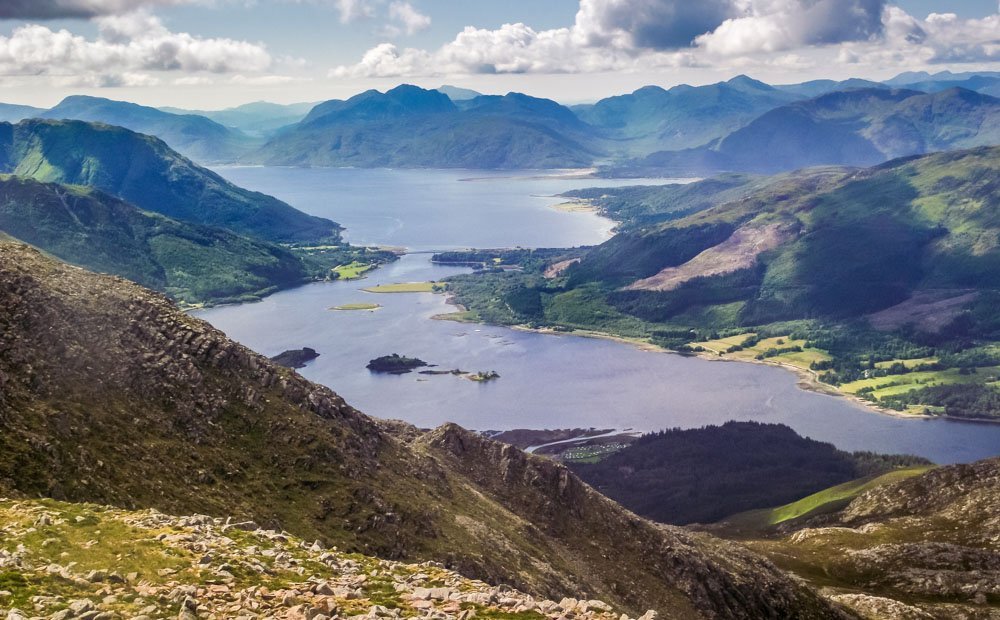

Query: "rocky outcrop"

xmin=0 ymin=241 xmax=847 ymax=619
xmin=740 ymin=458 xmax=1000 ymax=619
xmin=271 ymin=347 xmax=321 ymax=369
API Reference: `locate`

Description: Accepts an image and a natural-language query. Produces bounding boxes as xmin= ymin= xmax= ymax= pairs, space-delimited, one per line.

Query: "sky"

xmin=0 ymin=0 xmax=997 ymax=109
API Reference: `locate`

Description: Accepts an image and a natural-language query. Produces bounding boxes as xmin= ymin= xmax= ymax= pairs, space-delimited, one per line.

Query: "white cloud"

xmin=332 ymin=0 xmax=375 ymax=23
xmin=332 ymin=0 xmax=1000 ymax=78
xmin=0 ymin=11 xmax=271 ymax=84
xmin=387 ymin=1 xmax=429 ymax=36
xmin=694 ymin=0 xmax=887 ymax=56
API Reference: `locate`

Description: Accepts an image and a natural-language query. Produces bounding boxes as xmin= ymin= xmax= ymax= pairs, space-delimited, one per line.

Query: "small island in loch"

xmin=269 ymin=347 xmax=320 ymax=369
xmin=366 ymin=353 xmax=429 ymax=374
xmin=331 ymin=302 xmax=382 ymax=311
xmin=468 ymin=370 xmax=501 ymax=382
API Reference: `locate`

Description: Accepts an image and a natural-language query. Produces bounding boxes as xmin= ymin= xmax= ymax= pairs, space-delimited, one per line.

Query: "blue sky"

xmin=0 ymin=0 xmax=997 ymax=108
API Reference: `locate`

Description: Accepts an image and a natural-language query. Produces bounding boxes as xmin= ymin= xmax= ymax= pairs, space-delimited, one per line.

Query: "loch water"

xmin=197 ymin=167 xmax=1000 ymax=464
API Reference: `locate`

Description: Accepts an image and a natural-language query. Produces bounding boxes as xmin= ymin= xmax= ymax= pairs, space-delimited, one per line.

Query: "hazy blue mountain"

xmin=885 ymin=70 xmax=1000 ymax=86
xmin=896 ymin=75 xmax=1000 ymax=98
xmin=574 ymin=75 xmax=799 ymax=154
xmin=463 ymin=92 xmax=590 ymax=132
xmin=300 ymin=85 xmax=456 ymax=125
xmin=161 ymin=101 xmax=317 ymax=136
xmin=257 ymin=84 xmax=599 ymax=169
xmin=775 ymin=78 xmax=887 ymax=98
xmin=638 ymin=88 xmax=1000 ymax=174
xmin=41 ymin=95 xmax=258 ymax=162
xmin=436 ymin=85 xmax=484 ymax=100
xmin=0 ymin=103 xmax=45 ymax=123
xmin=0 ymin=119 xmax=340 ymax=243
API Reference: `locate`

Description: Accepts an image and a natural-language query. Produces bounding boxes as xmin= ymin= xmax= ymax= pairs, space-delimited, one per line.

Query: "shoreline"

xmin=430 ymin=309 xmax=1000 ymax=425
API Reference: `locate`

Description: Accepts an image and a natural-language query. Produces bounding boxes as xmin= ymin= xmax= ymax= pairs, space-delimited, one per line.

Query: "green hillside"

xmin=0 ymin=119 xmax=340 ymax=244
xmin=734 ymin=458 xmax=1000 ymax=619
xmin=721 ymin=466 xmax=934 ymax=531
xmin=445 ymin=146 xmax=1000 ymax=419
xmin=0 ymin=175 xmax=341 ymax=305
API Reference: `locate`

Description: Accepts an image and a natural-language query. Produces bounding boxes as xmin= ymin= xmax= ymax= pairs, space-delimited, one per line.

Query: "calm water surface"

xmin=199 ymin=167 xmax=1000 ymax=464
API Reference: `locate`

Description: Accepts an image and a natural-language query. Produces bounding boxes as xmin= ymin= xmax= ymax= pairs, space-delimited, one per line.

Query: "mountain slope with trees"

xmin=570 ymin=422 xmax=930 ymax=525
xmin=0 ymin=175 xmax=348 ymax=305
xmin=0 ymin=119 xmax=340 ymax=244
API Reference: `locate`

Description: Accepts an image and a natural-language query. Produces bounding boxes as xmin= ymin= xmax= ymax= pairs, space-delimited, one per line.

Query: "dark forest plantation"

xmin=1 ymin=1 xmax=999 ymax=618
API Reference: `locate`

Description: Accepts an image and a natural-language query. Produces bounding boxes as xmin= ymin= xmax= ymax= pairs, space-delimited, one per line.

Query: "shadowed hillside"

xmin=0 ymin=241 xmax=845 ymax=619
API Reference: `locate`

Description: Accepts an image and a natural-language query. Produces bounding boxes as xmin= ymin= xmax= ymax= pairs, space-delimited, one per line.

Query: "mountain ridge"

xmin=41 ymin=95 xmax=259 ymax=162
xmin=0 ymin=240 xmax=845 ymax=619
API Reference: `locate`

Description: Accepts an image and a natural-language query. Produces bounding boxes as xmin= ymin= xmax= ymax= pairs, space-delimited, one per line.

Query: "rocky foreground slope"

xmin=0 ymin=498 xmax=638 ymax=620
xmin=0 ymin=241 xmax=844 ymax=619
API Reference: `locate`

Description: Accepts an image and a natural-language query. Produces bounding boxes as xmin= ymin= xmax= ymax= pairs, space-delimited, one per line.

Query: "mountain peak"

xmin=726 ymin=74 xmax=773 ymax=91
xmin=304 ymin=84 xmax=455 ymax=126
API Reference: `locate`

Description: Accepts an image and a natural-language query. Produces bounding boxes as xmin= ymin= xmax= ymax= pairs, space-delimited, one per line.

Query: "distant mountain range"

xmin=160 ymin=100 xmax=318 ymax=137
xmin=572 ymin=75 xmax=799 ymax=153
xmin=637 ymin=87 xmax=1000 ymax=174
xmin=256 ymin=85 xmax=599 ymax=168
xmin=0 ymin=102 xmax=45 ymax=123
xmin=3 ymin=70 xmax=998 ymax=170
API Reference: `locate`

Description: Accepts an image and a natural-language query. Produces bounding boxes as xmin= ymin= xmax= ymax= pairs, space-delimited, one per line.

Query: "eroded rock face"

xmin=0 ymin=242 xmax=846 ymax=619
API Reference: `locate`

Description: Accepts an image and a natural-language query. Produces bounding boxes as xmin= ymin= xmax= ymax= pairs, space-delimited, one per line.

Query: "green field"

xmin=874 ymin=357 xmax=938 ymax=370
xmin=699 ymin=334 xmax=755 ymax=354
xmin=363 ymin=282 xmax=446 ymax=293
xmin=333 ymin=261 xmax=377 ymax=280
xmin=331 ymin=303 xmax=381 ymax=311
xmin=840 ymin=366 xmax=1000 ymax=399
xmin=695 ymin=334 xmax=831 ymax=371
xmin=724 ymin=466 xmax=934 ymax=530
